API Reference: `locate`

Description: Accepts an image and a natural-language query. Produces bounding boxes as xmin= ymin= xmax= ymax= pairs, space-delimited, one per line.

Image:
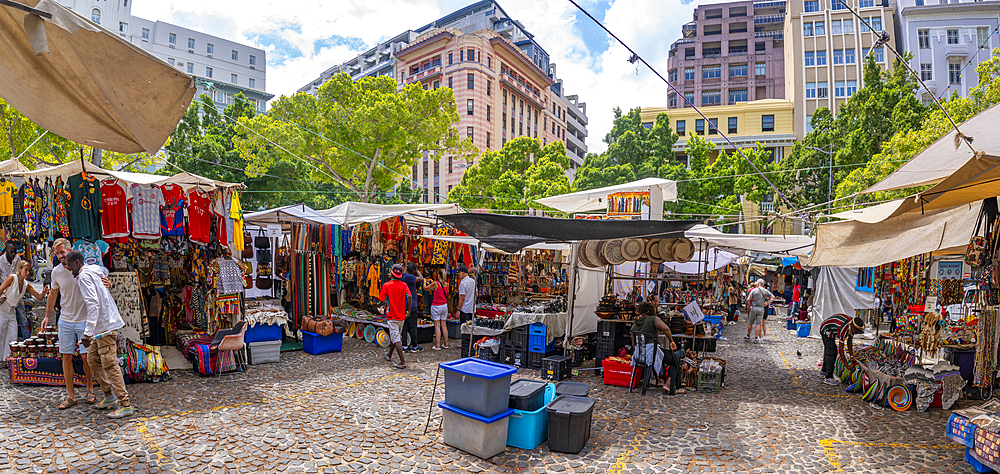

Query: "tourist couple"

xmin=40 ymin=238 xmax=133 ymax=418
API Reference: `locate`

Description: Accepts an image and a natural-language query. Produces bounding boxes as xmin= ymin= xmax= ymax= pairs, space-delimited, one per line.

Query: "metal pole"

xmin=827 ymin=143 xmax=834 ymax=214
xmin=564 ymin=241 xmax=579 ymax=356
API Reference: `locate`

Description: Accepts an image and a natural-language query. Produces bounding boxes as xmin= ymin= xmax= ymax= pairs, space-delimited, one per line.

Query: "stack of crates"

xmin=596 ymin=321 xmax=629 ymax=373
xmin=510 ymin=325 xmax=528 ymax=366
xmin=527 ymin=323 xmax=557 ymax=369
xmin=461 ymin=334 xmax=472 ymax=358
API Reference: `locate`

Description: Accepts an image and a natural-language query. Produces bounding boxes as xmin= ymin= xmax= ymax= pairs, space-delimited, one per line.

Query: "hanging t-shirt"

xmin=67 ymin=172 xmax=102 ymax=243
xmin=129 ymin=183 xmax=164 ymax=239
xmin=213 ymin=190 xmax=233 ymax=246
xmin=159 ymin=183 xmax=185 ymax=236
xmin=230 ymin=190 xmax=244 ymax=251
xmin=54 ymin=182 xmax=71 ymax=238
xmin=22 ymin=183 xmax=36 ymax=238
xmin=187 ymin=188 xmax=212 ymax=245
xmin=73 ymin=239 xmax=108 ymax=267
xmin=0 ymin=180 xmax=15 ymax=216
xmin=100 ymin=179 xmax=130 ymax=238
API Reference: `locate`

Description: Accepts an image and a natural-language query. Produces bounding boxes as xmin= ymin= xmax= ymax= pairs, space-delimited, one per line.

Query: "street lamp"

xmin=802 ymin=144 xmax=835 ymax=214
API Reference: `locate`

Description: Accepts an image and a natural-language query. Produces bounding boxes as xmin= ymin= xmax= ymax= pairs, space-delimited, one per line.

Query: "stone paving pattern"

xmin=0 ymin=317 xmax=975 ymax=473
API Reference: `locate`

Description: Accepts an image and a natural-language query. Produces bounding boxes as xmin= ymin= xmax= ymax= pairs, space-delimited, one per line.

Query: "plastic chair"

xmin=210 ymin=320 xmax=247 ymax=374
xmin=629 ymin=334 xmax=655 ymax=395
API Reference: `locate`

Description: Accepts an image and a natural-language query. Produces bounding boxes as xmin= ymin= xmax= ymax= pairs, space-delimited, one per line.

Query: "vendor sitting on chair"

xmin=631 ymin=303 xmax=685 ymax=394
xmin=820 ymin=314 xmax=865 ymax=386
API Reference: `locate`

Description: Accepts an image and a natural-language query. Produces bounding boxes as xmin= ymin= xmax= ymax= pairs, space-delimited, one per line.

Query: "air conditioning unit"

xmin=188 ymin=49 xmax=194 ymax=53
xmin=168 ymin=44 xmax=174 ymax=49
xmin=250 ymin=66 xmax=255 ymax=70
xmin=207 ymin=54 xmax=212 ymax=59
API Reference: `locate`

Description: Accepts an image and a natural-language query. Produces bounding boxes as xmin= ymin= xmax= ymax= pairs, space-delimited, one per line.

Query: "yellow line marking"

xmin=135 ymin=421 xmax=174 ymax=473
xmin=779 ymin=352 xmax=802 ymax=387
xmin=608 ymin=430 xmax=646 ymax=474
xmin=819 ymin=439 xmax=963 ymax=473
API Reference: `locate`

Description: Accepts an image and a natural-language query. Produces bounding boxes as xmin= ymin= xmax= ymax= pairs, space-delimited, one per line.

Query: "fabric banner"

xmin=808 ymin=267 xmax=875 ymax=337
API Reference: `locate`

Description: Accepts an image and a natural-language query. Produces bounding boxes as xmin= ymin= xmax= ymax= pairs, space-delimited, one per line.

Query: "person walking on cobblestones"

xmin=68 ymin=251 xmax=134 ymax=419
xmin=746 ymin=280 xmax=773 ymax=342
xmin=401 ymin=262 xmax=424 ymax=353
xmin=820 ymin=313 xmax=864 ymax=385
xmin=380 ymin=264 xmax=411 ymax=369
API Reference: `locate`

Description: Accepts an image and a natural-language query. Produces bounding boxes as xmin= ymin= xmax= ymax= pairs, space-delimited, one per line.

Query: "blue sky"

xmin=134 ymin=0 xmax=712 ymax=153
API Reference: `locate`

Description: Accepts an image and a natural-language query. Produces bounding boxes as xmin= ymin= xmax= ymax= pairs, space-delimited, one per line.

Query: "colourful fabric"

xmin=431 ymin=227 xmax=450 ymax=265
xmin=42 ymin=179 xmax=54 ymax=240
xmin=820 ymin=313 xmax=852 ymax=340
xmin=159 ymin=183 xmax=185 ymax=236
xmin=0 ymin=180 xmax=15 ymax=217
xmin=54 ymin=179 xmax=70 ymax=238
xmin=367 ymin=264 xmax=380 ymax=298
xmin=22 ymin=182 xmax=36 ymax=238
xmin=379 ymin=279 xmax=411 ymax=321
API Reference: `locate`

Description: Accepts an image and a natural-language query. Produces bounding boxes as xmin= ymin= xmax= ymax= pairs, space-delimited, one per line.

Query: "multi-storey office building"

xmin=395 ymin=28 xmax=572 ymax=203
xmin=895 ymin=0 xmax=1000 ymax=102
xmin=784 ymin=0 xmax=895 ymax=137
xmin=667 ymin=0 xmax=787 ymax=109
xmin=57 ymin=0 xmax=273 ymax=113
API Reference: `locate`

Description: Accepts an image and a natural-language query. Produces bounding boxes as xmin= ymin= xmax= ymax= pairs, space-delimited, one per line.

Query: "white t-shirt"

xmin=130 ymin=183 xmax=164 ymax=239
xmin=51 ymin=263 xmax=85 ymax=323
xmin=458 ymin=275 xmax=476 ymax=313
xmin=0 ymin=254 xmax=21 ymax=279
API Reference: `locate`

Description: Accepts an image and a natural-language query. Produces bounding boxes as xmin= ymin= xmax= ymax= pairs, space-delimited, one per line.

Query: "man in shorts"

xmin=401 ymin=262 xmax=424 ymax=353
xmin=746 ymin=279 xmax=774 ymax=342
xmin=379 ymin=264 xmax=411 ymax=369
xmin=456 ymin=265 xmax=476 ymax=323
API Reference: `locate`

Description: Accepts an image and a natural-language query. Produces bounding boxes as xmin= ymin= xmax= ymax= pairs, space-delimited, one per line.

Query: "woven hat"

xmin=659 ymin=238 xmax=676 ymax=262
xmin=584 ymin=240 xmax=605 ymax=267
xmin=672 ymin=238 xmax=695 ymax=263
xmin=578 ymin=241 xmax=597 ymax=268
xmin=604 ymin=239 xmax=626 ymax=265
xmin=646 ymin=239 xmax=666 ymax=264
xmin=593 ymin=241 xmax=611 ymax=266
xmin=621 ymin=238 xmax=645 ymax=261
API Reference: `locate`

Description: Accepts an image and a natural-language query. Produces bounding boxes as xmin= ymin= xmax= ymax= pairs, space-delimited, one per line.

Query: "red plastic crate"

xmin=602 ymin=359 xmax=641 ymax=387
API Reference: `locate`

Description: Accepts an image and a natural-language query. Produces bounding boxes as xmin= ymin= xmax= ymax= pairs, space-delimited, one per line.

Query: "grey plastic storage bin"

xmin=439 ymin=402 xmax=514 ymax=459
xmin=247 ymin=340 xmax=281 ymax=365
xmin=546 ymin=395 xmax=596 ymax=454
xmin=441 ymin=358 xmax=517 ymax=417
xmin=555 ymin=382 xmax=591 ymax=397
xmin=509 ymin=379 xmax=547 ymax=411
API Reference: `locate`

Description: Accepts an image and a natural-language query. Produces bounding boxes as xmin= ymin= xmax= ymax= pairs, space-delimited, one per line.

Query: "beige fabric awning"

xmin=0 ymin=159 xmax=30 ymax=174
xmin=0 ymin=0 xmax=195 ymax=153
xmin=318 ymin=202 xmax=464 ymax=227
xmin=13 ymin=160 xmax=240 ymax=189
xmin=808 ymin=201 xmax=980 ymax=267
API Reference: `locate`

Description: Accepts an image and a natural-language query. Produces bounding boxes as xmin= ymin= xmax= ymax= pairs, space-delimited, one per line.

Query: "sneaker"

xmin=92 ymin=395 xmax=118 ymax=410
xmin=402 ymin=346 xmax=412 ymax=353
xmin=745 ymin=335 xmax=751 ymax=340
xmin=106 ymin=406 xmax=134 ymax=419
xmin=412 ymin=346 xmax=424 ymax=353
xmin=823 ymin=378 xmax=839 ymax=386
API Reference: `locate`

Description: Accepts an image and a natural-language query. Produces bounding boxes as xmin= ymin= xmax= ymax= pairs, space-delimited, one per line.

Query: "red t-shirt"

xmin=792 ymin=285 xmax=801 ymax=303
xmin=159 ymin=183 xmax=185 ymax=236
xmin=100 ymin=179 xmax=130 ymax=238
xmin=379 ymin=279 xmax=411 ymax=321
xmin=187 ymin=188 xmax=212 ymax=245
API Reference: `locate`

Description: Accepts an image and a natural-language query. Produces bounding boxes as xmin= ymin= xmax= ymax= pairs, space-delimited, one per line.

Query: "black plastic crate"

xmin=475 ymin=346 xmax=503 ymax=363
xmin=694 ymin=337 xmax=718 ymax=352
xmin=460 ymin=334 xmax=472 ymax=358
xmin=526 ymin=349 xmax=558 ymax=369
xmin=542 ymin=355 xmax=572 ymax=381
xmin=571 ymin=347 xmax=587 ymax=367
xmin=510 ymin=326 xmax=528 ymax=349
xmin=597 ymin=321 xmax=628 ymax=346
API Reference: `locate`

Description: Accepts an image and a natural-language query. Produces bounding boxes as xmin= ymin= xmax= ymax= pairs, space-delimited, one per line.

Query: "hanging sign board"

xmin=924 ymin=296 xmax=938 ymax=311
xmin=682 ymin=301 xmax=705 ymax=324
xmin=265 ymin=224 xmax=282 ymax=238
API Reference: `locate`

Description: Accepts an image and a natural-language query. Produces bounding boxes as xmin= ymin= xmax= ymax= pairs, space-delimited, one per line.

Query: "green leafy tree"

xmin=573 ymin=108 xmax=679 ymax=190
xmin=234 ymin=73 xmax=477 ymax=203
xmin=777 ymin=109 xmax=836 ymax=208
xmin=1 ymin=97 xmax=83 ymax=167
xmin=449 ymin=137 xmax=570 ymax=212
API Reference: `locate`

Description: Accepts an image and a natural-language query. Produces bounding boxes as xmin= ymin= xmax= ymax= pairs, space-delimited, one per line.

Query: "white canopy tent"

xmin=0 ymin=159 xmax=29 ymax=174
xmin=534 ymin=177 xmax=678 ymax=216
xmin=662 ymin=249 xmax=741 ymax=274
xmin=244 ymin=204 xmax=338 ymax=228
xmin=12 ymin=160 xmax=240 ymax=189
xmin=318 ymin=202 xmax=463 ymax=227
xmin=684 ymin=224 xmax=815 ymax=257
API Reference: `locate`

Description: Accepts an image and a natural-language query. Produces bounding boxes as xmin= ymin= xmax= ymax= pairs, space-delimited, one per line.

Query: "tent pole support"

xmin=0 ymin=0 xmax=52 ymax=17
xmin=564 ymin=242 xmax=579 ymax=356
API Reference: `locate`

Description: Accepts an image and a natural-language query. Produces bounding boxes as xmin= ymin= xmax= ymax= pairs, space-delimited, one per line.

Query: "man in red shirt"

xmin=379 ymin=264 xmax=411 ymax=369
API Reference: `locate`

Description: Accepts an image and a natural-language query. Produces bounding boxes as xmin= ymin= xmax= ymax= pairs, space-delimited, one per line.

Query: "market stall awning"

xmin=684 ymin=225 xmax=815 ymax=257
xmin=808 ymin=200 xmax=980 ymax=267
xmin=318 ymin=202 xmax=463 ymax=227
xmin=421 ymin=233 xmax=572 ymax=253
xmin=662 ymin=249 xmax=740 ymax=274
xmin=13 ymin=160 xmax=240 ymax=188
xmin=0 ymin=0 xmax=195 ymax=153
xmin=244 ymin=204 xmax=338 ymax=227
xmin=534 ymin=177 xmax=678 ymax=213
xmin=440 ymin=213 xmax=700 ymax=253
xmin=0 ymin=159 xmax=29 ymax=174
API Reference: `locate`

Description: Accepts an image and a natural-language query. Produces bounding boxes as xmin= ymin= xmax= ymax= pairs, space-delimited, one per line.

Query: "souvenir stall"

xmin=5 ymin=160 xmax=246 ymax=380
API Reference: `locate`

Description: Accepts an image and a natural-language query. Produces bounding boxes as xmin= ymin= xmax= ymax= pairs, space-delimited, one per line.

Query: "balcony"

xmin=499 ymin=71 xmax=544 ymax=107
xmin=760 ymin=201 xmax=774 ymax=214
xmin=754 ymin=14 xmax=784 ymax=25
xmin=753 ymin=0 xmax=786 ymax=9
xmin=945 ymin=43 xmax=970 ymax=59
xmin=402 ymin=65 xmax=442 ymax=85
xmin=755 ymin=30 xmax=784 ymax=40
xmin=728 ymin=47 xmax=749 ymax=56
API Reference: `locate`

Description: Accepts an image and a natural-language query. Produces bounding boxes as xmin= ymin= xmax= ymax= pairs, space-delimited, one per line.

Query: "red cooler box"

xmin=602 ymin=359 xmax=641 ymax=388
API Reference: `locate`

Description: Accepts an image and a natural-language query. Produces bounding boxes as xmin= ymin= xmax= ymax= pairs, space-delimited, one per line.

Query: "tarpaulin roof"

xmin=13 ymin=160 xmax=240 ymax=189
xmin=319 ymin=202 xmax=463 ymax=227
xmin=808 ymin=200 xmax=980 ymax=267
xmin=0 ymin=159 xmax=29 ymax=174
xmin=534 ymin=177 xmax=678 ymax=213
xmin=439 ymin=213 xmax=700 ymax=253
xmin=662 ymin=249 xmax=740 ymax=274
xmin=244 ymin=204 xmax=338 ymax=227
xmin=0 ymin=0 xmax=195 ymax=153
xmin=684 ymin=225 xmax=815 ymax=257
xmin=421 ymin=233 xmax=572 ymax=253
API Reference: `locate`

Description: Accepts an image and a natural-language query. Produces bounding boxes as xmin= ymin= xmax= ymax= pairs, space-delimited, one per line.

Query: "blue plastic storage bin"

xmin=507 ymin=383 xmax=555 ymax=450
xmin=796 ymin=323 xmax=811 ymax=338
xmin=441 ymin=358 xmax=517 ymax=418
xmin=302 ymin=331 xmax=343 ymax=355
xmin=245 ymin=323 xmax=283 ymax=343
xmin=706 ymin=315 xmax=723 ymax=326
xmin=439 ymin=402 xmax=514 ymax=459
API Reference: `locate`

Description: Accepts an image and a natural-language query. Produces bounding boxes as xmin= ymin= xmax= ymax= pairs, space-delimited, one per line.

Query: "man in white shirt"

xmin=456 ymin=265 xmax=476 ymax=323
xmin=67 ymin=250 xmax=134 ymax=419
xmin=0 ymin=240 xmax=21 ymax=279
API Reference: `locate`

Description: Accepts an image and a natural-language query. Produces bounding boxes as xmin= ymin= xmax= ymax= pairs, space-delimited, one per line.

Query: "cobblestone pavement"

xmin=0 ymin=316 xmax=973 ymax=474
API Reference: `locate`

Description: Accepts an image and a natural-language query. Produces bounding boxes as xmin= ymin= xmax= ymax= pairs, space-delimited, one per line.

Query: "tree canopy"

xmin=572 ymin=108 xmax=679 ymax=190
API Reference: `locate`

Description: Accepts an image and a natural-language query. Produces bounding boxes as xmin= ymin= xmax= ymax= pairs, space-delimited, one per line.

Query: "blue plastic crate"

xmin=528 ymin=334 xmax=555 ymax=353
xmin=529 ymin=323 xmax=547 ymax=336
xmin=302 ymin=331 xmax=343 ymax=355
xmin=786 ymin=318 xmax=796 ymax=330
xmin=967 ymin=448 xmax=997 ymax=473
xmin=507 ymin=383 xmax=555 ymax=450
xmin=245 ymin=323 xmax=283 ymax=343
xmin=706 ymin=315 xmax=723 ymax=326
xmin=796 ymin=323 xmax=811 ymax=338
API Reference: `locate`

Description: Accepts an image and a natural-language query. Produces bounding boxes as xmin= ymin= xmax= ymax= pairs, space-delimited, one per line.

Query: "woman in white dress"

xmin=0 ymin=261 xmax=48 ymax=367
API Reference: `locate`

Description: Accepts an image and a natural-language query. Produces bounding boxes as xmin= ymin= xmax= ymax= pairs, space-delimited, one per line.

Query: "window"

xmin=874 ymin=47 xmax=885 ymax=63
xmin=468 ymin=73 xmax=474 ymax=89
xmin=684 ymin=92 xmax=695 ymax=106
xmin=708 ymin=118 xmax=719 ymax=135
xmin=141 ymin=28 xmax=149 ymax=40
xmin=947 ymin=29 xmax=959 ymax=45
xmin=815 ymin=21 xmax=825 ymax=35
xmin=249 ymin=78 xmax=256 ymax=89
xmin=847 ymin=80 xmax=858 ymax=96
xmin=91 ymin=8 xmax=100 ymax=24
xmin=448 ymin=76 xmax=453 ymax=88
xmin=187 ymin=63 xmax=194 ymax=74
xmin=816 ymin=50 xmax=827 ymax=66
xmin=730 ymin=40 xmax=749 ymax=55
xmin=730 ymin=6 xmax=748 ymax=17
xmin=231 ymin=74 xmax=237 ymax=84
xmin=804 ymin=23 xmax=813 ymax=37
xmin=486 ymin=132 xmax=491 ymax=149
xmin=705 ymin=8 xmax=723 ymax=19
xmin=805 ymin=51 xmax=815 ymax=66
xmin=755 ymin=62 xmax=766 ymax=76
xmin=728 ymin=117 xmax=738 ymax=134
xmin=703 ymin=65 xmax=721 ymax=79
xmin=669 ymin=94 xmax=677 ymax=107
xmin=684 ymin=68 xmax=695 ymax=80
xmin=167 ymin=58 xmax=175 ymax=66
xmin=467 ymin=127 xmax=474 ymax=139
xmin=844 ymin=19 xmax=854 ymax=34
xmin=169 ymin=33 xmax=176 ymax=44
xmin=817 ymin=81 xmax=829 ymax=98
xmin=207 ymin=43 xmax=214 ymax=54
xmin=859 ymin=0 xmax=874 ymax=6
xmin=755 ymin=41 xmax=766 ymax=54
xmin=468 ymin=48 xmax=475 ymax=62
xmin=205 ymin=67 xmax=212 ymax=78
xmin=448 ymin=53 xmax=453 ymax=65
xmin=123 ymin=0 xmax=128 ymax=6
xmin=832 ymin=0 xmax=847 ymax=10
xmin=950 ymin=63 xmax=962 ymax=84
xmin=433 ymin=80 xmax=440 ymax=90
xmin=831 ymin=20 xmax=842 ymax=35
xmin=705 ymin=25 xmax=723 ymax=36
xmin=702 ymin=90 xmax=721 ymax=105
xmin=805 ymin=0 xmax=820 ymax=12
xmin=980 ymin=27 xmax=990 ymax=47
xmin=467 ymin=99 xmax=474 ymax=115
xmin=915 ymin=0 xmax=923 ymax=5
xmin=232 ymin=50 xmax=238 ymax=61
xmin=806 ymin=82 xmax=816 ymax=98
xmin=695 ymin=119 xmax=705 ymax=135
xmin=676 ymin=120 xmax=686 ymax=136
xmin=919 ymin=63 xmax=932 ymax=81
xmin=845 ymin=48 xmax=856 ymax=63
xmin=806 ymin=115 xmax=813 ymax=133
xmin=685 ymin=48 xmax=695 ymax=59
xmin=669 ymin=69 xmax=677 ymax=82
xmin=487 ymin=81 xmax=491 ymax=96
xmin=833 ymin=49 xmax=844 ymax=64
xmin=460 ymin=50 xmax=464 ymax=61
xmin=188 ymin=38 xmax=195 ymax=49
xmin=250 ymin=55 xmax=256 ymax=66
xmin=119 ymin=22 xmax=128 ymax=33
xmin=729 ymin=22 xmax=748 ymax=34
xmin=835 ymin=80 xmax=845 ymax=97
xmin=729 ymin=88 xmax=748 ymax=103
xmin=729 ymin=63 xmax=748 ymax=77
xmin=762 ymin=115 xmax=775 ymax=132
xmin=860 ymin=20 xmax=869 ymax=33
xmin=487 ymin=56 xmax=492 ymax=68
xmin=871 ymin=17 xmax=882 ymax=32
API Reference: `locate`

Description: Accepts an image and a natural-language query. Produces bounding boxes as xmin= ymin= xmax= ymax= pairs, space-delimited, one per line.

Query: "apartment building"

xmin=667 ymin=0 xmax=787 ymax=109
xmin=57 ymin=0 xmax=272 ymax=113
xmin=395 ymin=28 xmax=571 ymax=203
xmin=895 ymin=0 xmax=1000 ymax=102
xmin=785 ymin=0 xmax=895 ymax=138
xmin=550 ymin=64 xmax=589 ymax=169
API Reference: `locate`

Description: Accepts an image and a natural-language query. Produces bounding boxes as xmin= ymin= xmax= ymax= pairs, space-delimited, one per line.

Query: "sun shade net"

xmin=440 ymin=213 xmax=702 ymax=253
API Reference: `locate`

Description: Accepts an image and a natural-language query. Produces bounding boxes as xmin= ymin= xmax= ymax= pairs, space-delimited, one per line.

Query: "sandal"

xmin=384 ymin=353 xmax=392 ymax=362
xmin=58 ymin=398 xmax=77 ymax=410
xmin=394 ymin=364 xmax=407 ymax=369
xmin=85 ymin=391 xmax=98 ymax=404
